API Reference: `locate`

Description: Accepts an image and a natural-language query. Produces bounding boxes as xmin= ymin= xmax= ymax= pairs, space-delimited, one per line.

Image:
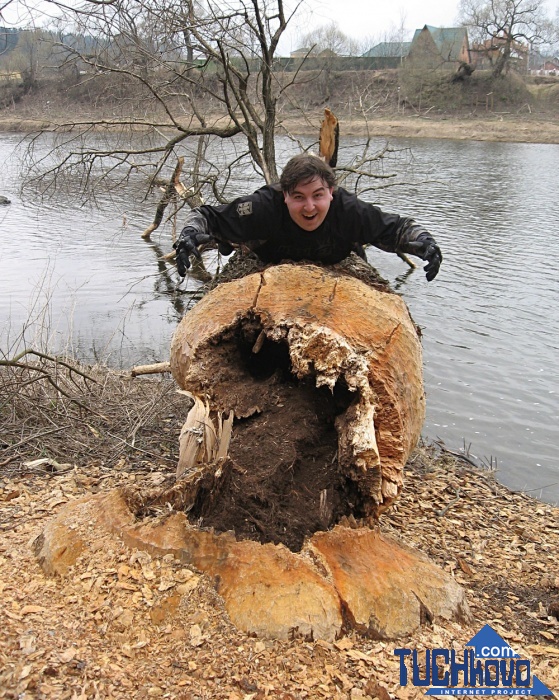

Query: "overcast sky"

xmin=280 ymin=0 xmax=558 ymax=53
xmin=283 ymin=0 xmax=461 ymax=51
xmin=2 ymin=0 xmax=558 ymax=54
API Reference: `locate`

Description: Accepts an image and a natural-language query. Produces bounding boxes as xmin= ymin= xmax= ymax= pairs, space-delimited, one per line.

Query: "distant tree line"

xmin=0 ymin=26 xmax=18 ymax=54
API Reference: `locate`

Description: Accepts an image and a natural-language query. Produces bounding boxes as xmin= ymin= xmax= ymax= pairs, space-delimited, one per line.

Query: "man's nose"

xmin=302 ymin=198 xmax=315 ymax=210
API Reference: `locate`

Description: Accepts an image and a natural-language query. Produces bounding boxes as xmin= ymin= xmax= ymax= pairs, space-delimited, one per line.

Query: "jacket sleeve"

xmin=180 ymin=188 xmax=275 ymax=247
xmin=340 ymin=189 xmax=433 ymax=254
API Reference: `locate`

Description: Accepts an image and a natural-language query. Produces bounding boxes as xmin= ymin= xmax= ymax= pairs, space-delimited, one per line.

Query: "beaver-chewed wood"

xmin=169 ymin=263 xmax=424 ymax=549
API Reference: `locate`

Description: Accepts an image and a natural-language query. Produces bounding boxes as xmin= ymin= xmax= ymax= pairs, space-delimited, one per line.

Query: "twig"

xmin=141 ymin=156 xmax=184 ymax=240
xmin=2 ymin=349 xmax=97 ymax=383
xmin=436 ymin=440 xmax=480 ymax=469
xmin=435 ymin=488 xmax=462 ymax=517
xmin=0 ymin=426 xmax=67 ymax=457
xmin=1 ymin=360 xmax=102 ymax=417
xmin=0 ymin=455 xmax=19 ymax=468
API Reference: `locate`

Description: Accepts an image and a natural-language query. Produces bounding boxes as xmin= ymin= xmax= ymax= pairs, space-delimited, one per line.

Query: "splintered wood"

xmin=170 ymin=263 xmax=425 ymax=523
xmin=319 ymin=107 xmax=340 ymax=167
xmin=176 ymin=393 xmax=233 ymax=479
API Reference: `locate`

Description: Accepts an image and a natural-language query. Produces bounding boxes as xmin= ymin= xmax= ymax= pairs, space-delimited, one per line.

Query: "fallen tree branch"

xmin=0 ymin=350 xmax=104 ymax=418
xmin=1 ymin=426 xmax=67 ymax=459
xmin=131 ymin=362 xmax=172 ymax=377
xmin=3 ymin=349 xmax=97 ymax=383
xmin=141 ymin=157 xmax=185 ymax=240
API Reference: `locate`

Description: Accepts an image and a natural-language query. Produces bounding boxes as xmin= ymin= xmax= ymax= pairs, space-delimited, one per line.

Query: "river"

xmin=0 ymin=131 xmax=557 ymax=503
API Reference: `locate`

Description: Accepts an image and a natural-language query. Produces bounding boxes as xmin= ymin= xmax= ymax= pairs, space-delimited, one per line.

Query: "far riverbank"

xmin=1 ymin=111 xmax=559 ymax=144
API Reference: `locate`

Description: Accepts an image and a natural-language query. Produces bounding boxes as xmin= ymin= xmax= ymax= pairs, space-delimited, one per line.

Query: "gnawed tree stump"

xmin=169 ymin=262 xmax=425 ymax=550
xmin=33 ymin=490 xmax=471 ymax=641
xmin=33 ymin=262 xmax=472 ymax=640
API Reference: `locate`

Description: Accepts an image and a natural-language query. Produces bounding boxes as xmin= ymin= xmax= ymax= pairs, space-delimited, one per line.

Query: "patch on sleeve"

xmin=236 ymin=201 xmax=253 ymax=217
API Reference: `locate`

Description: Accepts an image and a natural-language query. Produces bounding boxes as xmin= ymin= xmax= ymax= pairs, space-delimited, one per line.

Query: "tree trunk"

xmin=169 ymin=262 xmax=425 ymax=550
xmin=34 ymin=261 xmax=472 ymax=643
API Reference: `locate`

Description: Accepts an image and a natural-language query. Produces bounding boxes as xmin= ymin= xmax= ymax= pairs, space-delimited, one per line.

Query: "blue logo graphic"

xmin=394 ymin=624 xmax=554 ymax=696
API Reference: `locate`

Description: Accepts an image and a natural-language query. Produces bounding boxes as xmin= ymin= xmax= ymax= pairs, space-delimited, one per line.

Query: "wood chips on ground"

xmin=1 ymin=364 xmax=558 ymax=699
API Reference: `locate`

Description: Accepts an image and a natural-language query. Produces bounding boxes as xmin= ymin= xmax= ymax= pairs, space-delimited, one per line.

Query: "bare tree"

xmin=459 ymin=0 xmax=556 ymax=76
xmin=360 ymin=10 xmax=410 ymax=58
xmin=20 ymin=0 xmax=306 ymax=205
xmin=0 ymin=0 xmax=14 ymax=20
xmin=297 ymin=21 xmax=356 ymax=56
xmin=15 ymin=0 xmax=408 ymax=255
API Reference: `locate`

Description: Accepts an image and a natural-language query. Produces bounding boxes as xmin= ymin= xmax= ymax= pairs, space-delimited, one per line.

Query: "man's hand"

xmin=173 ymin=228 xmax=212 ymax=277
xmin=405 ymin=234 xmax=443 ymax=282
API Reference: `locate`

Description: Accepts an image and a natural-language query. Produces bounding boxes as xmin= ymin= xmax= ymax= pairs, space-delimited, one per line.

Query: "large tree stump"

xmin=170 ymin=262 xmax=425 ymax=550
xmin=33 ymin=265 xmax=472 ymax=641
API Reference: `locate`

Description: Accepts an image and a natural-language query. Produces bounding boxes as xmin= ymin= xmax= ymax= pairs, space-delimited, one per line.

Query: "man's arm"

xmin=342 ymin=190 xmax=443 ymax=281
xmin=173 ymin=210 xmax=234 ymax=277
xmin=395 ymin=220 xmax=443 ymax=282
xmin=173 ymin=188 xmax=275 ymax=276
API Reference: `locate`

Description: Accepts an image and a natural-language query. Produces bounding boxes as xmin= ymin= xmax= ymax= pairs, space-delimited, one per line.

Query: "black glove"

xmin=405 ymin=233 xmax=442 ymax=282
xmin=217 ymin=240 xmax=234 ymax=256
xmin=173 ymin=227 xmax=212 ymax=277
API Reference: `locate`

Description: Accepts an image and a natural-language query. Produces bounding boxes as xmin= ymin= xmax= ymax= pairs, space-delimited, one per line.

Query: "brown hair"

xmin=280 ymin=153 xmax=336 ymax=194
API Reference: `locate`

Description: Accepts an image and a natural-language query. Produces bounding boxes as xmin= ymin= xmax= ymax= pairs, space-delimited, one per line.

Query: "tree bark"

xmin=170 ymin=263 xmax=425 ymax=527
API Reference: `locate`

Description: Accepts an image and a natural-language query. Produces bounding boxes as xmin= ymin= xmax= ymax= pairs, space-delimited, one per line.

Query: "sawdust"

xmin=1 ymin=390 xmax=559 ymax=698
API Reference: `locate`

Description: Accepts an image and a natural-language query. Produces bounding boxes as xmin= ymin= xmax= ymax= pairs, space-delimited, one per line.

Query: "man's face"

xmin=283 ymin=177 xmax=334 ymax=231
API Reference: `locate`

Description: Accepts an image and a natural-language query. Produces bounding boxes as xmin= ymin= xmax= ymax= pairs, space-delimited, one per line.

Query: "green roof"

xmin=411 ymin=25 xmax=468 ymax=62
xmin=362 ymin=41 xmax=411 ymax=58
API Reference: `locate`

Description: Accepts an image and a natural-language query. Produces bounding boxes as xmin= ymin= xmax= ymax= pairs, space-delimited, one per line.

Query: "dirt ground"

xmin=1 ymin=350 xmax=559 ymax=699
xmin=334 ymin=114 xmax=559 ymax=144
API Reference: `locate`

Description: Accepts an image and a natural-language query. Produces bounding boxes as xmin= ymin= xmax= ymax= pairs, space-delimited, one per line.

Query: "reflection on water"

xmin=0 ymin=132 xmax=557 ymax=504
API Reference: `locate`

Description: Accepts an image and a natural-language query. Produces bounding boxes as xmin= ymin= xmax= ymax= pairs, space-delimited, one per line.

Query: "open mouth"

xmin=302 ymin=213 xmax=317 ymax=222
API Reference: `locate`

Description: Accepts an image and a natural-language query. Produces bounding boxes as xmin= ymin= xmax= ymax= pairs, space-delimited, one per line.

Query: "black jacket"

xmin=182 ymin=184 xmax=425 ymax=265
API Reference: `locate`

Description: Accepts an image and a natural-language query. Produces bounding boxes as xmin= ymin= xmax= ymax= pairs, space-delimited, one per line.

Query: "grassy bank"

xmin=1 ymin=69 xmax=559 ymax=144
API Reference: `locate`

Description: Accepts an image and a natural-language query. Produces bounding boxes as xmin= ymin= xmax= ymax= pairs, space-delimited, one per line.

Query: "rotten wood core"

xmin=134 ymin=260 xmax=426 ymax=553
xmin=178 ymin=323 xmax=366 ymax=552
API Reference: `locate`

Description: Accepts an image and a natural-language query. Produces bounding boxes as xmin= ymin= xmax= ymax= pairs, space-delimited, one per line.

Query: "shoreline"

xmin=335 ymin=115 xmax=559 ymax=144
xmin=1 ymin=113 xmax=559 ymax=144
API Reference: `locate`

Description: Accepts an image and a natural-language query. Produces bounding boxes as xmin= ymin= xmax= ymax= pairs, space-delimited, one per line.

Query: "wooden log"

xmin=130 ymin=361 xmax=171 ymax=376
xmin=319 ymin=107 xmax=340 ymax=167
xmin=170 ymin=263 xmax=424 ymax=543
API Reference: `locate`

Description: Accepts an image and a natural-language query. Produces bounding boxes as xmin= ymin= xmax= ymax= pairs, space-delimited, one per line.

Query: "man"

xmin=174 ymin=153 xmax=442 ymax=281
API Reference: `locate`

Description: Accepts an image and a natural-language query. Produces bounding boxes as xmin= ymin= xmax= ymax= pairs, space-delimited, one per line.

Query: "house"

xmin=290 ymin=47 xmax=315 ymax=58
xmin=541 ymin=60 xmax=559 ymax=75
xmin=362 ymin=42 xmax=411 ymax=59
xmin=290 ymin=47 xmax=338 ymax=59
xmin=317 ymin=49 xmax=338 ymax=58
xmin=529 ymin=53 xmax=559 ymax=76
xmin=406 ymin=25 xmax=470 ymax=71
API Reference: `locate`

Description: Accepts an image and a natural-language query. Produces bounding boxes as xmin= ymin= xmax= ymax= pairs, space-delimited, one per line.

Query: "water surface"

xmin=0 ymin=132 xmax=557 ymax=503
